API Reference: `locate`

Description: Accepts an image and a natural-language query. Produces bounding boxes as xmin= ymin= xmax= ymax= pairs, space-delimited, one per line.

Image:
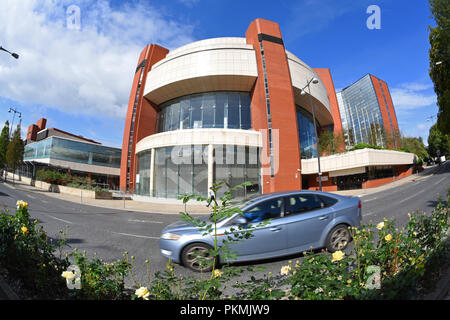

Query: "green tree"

xmin=5 ymin=125 xmax=24 ymax=183
xmin=319 ymin=130 xmax=346 ymax=155
xmin=427 ymin=123 xmax=450 ymax=158
xmin=428 ymin=0 xmax=450 ymax=134
xmin=401 ymin=136 xmax=429 ymax=160
xmin=0 ymin=121 xmax=10 ymax=172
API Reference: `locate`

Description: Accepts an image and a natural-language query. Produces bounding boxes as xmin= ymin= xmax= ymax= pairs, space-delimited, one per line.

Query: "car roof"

xmin=242 ymin=190 xmax=343 ymax=204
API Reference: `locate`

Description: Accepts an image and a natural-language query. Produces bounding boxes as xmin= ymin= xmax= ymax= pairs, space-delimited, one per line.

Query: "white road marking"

xmin=363 ymin=197 xmax=377 ymax=202
xmin=399 ymin=193 xmax=420 ymax=204
xmin=26 ymin=194 xmax=36 ymax=199
xmin=38 ymin=213 xmax=73 ymax=225
xmin=112 ymin=231 xmax=159 ymax=240
xmin=433 ymin=176 xmax=448 ymax=186
xmin=127 ymin=219 xmax=163 ymax=224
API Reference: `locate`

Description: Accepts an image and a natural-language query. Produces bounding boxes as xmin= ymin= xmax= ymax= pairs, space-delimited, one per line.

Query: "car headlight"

xmin=161 ymin=232 xmax=182 ymax=240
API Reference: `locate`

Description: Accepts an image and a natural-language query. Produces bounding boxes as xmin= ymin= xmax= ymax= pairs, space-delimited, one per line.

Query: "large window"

xmin=157 ymin=92 xmax=252 ymax=133
xmin=296 ymin=106 xmax=320 ymax=159
xmin=213 ymin=145 xmax=260 ymax=199
xmin=136 ymin=150 xmax=151 ymax=196
xmin=153 ymin=145 xmax=208 ymax=198
xmin=139 ymin=144 xmax=260 ymax=199
xmin=24 ymin=137 xmax=121 ymax=168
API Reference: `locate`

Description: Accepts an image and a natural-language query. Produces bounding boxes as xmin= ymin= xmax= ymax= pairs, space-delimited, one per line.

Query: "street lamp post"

xmin=0 ymin=45 xmax=19 ymax=59
xmin=300 ymin=77 xmax=322 ymax=191
xmin=8 ymin=108 xmax=21 ymax=138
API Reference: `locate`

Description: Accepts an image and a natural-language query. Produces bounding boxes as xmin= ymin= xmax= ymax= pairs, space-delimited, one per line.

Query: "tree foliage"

xmin=428 ymin=0 xmax=450 ymax=134
xmin=5 ymin=125 xmax=24 ymax=173
xmin=318 ymin=130 xmax=345 ymax=155
xmin=427 ymin=123 xmax=450 ymax=158
xmin=400 ymin=136 xmax=429 ymax=160
xmin=0 ymin=121 xmax=10 ymax=170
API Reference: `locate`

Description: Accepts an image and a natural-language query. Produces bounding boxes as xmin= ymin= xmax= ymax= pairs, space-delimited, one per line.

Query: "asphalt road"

xmin=0 ymin=161 xmax=448 ymax=294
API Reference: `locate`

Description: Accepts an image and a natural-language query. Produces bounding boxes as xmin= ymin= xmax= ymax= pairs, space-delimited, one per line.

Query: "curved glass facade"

xmin=296 ymin=106 xmax=320 ymax=159
xmin=158 ymin=92 xmax=251 ymax=133
xmin=24 ymin=137 xmax=121 ymax=168
xmin=136 ymin=145 xmax=260 ymax=199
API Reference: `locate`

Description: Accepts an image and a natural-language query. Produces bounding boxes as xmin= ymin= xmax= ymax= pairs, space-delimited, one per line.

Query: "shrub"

xmin=349 ymin=143 xmax=383 ymax=151
xmin=0 ymin=201 xmax=70 ymax=298
xmin=0 ymin=189 xmax=447 ymax=300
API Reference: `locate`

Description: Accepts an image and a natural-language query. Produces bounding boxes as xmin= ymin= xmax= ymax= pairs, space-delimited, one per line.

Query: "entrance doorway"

xmin=336 ymin=173 xmax=365 ymax=190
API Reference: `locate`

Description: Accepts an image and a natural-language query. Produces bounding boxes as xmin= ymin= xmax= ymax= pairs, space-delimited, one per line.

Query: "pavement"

xmin=0 ymin=163 xmax=448 ymax=300
xmin=0 ymin=164 xmax=440 ymax=216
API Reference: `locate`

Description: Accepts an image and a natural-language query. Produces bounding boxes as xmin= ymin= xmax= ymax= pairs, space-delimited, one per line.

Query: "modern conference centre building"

xmin=121 ymin=18 xmax=416 ymax=199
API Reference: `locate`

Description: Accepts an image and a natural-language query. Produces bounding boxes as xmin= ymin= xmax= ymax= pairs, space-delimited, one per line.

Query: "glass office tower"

xmin=337 ymin=74 xmax=398 ymax=149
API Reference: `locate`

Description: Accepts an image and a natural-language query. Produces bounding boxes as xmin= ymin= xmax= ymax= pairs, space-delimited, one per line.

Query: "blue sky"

xmin=0 ymin=0 xmax=438 ymax=147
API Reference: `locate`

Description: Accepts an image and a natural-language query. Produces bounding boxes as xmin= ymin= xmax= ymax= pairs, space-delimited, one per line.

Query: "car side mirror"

xmin=235 ymin=216 xmax=248 ymax=225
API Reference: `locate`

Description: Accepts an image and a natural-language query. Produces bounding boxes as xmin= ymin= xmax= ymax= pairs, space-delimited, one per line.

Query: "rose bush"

xmin=0 ymin=188 xmax=447 ymax=300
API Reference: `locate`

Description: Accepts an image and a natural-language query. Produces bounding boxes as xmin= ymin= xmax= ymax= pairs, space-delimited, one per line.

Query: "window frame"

xmin=282 ymin=193 xmax=329 ymax=217
xmin=241 ymin=197 xmax=285 ymax=224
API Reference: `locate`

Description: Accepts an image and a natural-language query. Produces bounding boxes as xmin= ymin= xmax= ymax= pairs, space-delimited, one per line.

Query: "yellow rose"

xmin=376 ymin=222 xmax=385 ymax=230
xmin=21 ymin=226 xmax=28 ymax=234
xmin=385 ymin=234 xmax=392 ymax=242
xmin=332 ymin=250 xmax=345 ymax=262
xmin=61 ymin=271 xmax=75 ymax=280
xmin=213 ymin=269 xmax=223 ymax=278
xmin=16 ymin=200 xmax=29 ymax=209
xmin=135 ymin=287 xmax=150 ymax=300
xmin=280 ymin=265 xmax=291 ymax=275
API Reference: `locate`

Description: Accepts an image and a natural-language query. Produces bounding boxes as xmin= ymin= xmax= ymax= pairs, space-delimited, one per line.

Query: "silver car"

xmin=159 ymin=190 xmax=362 ymax=271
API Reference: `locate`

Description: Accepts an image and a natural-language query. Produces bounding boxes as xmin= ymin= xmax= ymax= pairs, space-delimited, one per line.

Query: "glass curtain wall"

xmin=24 ymin=137 xmax=121 ymax=168
xmin=145 ymin=145 xmax=260 ymax=199
xmin=213 ymin=145 xmax=260 ymax=199
xmin=158 ymin=92 xmax=251 ymax=133
xmin=337 ymin=75 xmax=386 ymax=148
xmin=296 ymin=106 xmax=320 ymax=159
xmin=136 ymin=150 xmax=151 ymax=196
xmin=153 ymin=145 xmax=209 ymax=198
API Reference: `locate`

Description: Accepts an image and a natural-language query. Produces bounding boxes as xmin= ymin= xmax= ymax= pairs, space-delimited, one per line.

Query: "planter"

xmin=94 ymin=191 xmax=113 ymax=200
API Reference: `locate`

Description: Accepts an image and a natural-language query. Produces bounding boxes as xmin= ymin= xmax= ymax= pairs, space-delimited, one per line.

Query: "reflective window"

xmin=136 ymin=150 xmax=151 ymax=196
xmin=244 ymin=198 xmax=283 ymax=223
xmin=213 ymin=145 xmax=260 ymax=199
xmin=24 ymin=137 xmax=121 ymax=168
xmin=285 ymin=194 xmax=323 ymax=216
xmin=337 ymin=75 xmax=387 ymax=148
xmin=296 ymin=106 xmax=320 ymax=159
xmin=143 ymin=145 xmax=260 ymax=199
xmin=158 ymin=92 xmax=252 ymax=132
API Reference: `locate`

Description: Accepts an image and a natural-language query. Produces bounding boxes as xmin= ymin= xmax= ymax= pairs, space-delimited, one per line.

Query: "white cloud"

xmin=390 ymin=81 xmax=436 ymax=112
xmin=178 ymin=0 xmax=200 ymax=7
xmin=0 ymin=0 xmax=195 ymax=119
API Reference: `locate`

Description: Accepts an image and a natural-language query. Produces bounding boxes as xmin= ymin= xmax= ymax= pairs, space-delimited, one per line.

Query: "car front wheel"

xmin=181 ymin=243 xmax=217 ymax=272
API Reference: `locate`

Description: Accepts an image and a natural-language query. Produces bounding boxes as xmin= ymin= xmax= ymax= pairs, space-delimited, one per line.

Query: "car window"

xmin=243 ymin=198 xmax=283 ymax=223
xmin=319 ymin=195 xmax=338 ymax=207
xmin=285 ymin=194 xmax=323 ymax=216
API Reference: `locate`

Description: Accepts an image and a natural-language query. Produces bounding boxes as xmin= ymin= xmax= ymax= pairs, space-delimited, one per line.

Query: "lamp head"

xmin=300 ymin=89 xmax=306 ymax=96
xmin=312 ymin=78 xmax=319 ymax=84
xmin=11 ymin=53 xmax=19 ymax=59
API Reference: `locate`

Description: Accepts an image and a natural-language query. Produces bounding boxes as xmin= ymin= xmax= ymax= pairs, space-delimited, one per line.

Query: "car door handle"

xmin=318 ymin=215 xmax=329 ymax=220
xmin=270 ymin=226 xmax=282 ymax=232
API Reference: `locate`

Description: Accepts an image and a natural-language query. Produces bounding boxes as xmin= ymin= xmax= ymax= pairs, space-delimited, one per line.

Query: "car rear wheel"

xmin=325 ymin=224 xmax=351 ymax=252
xmin=181 ymin=243 xmax=216 ymax=272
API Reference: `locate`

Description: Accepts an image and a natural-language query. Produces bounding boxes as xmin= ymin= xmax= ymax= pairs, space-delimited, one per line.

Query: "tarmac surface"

xmin=0 ymin=163 xmax=448 ymax=300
